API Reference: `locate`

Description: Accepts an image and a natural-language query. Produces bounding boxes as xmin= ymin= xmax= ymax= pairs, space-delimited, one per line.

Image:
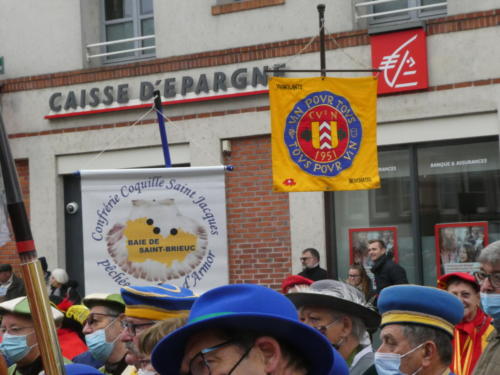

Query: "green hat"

xmin=0 ymin=296 xmax=64 ymax=321
xmin=83 ymin=293 xmax=125 ymax=313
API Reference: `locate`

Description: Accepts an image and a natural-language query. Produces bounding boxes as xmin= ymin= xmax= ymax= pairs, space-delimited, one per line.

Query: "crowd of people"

xmin=0 ymin=239 xmax=499 ymax=374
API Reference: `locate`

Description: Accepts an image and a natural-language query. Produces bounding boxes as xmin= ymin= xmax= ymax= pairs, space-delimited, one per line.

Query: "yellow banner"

xmin=269 ymin=76 xmax=380 ymax=192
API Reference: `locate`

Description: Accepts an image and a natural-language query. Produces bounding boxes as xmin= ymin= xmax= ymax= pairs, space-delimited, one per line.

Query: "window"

xmin=354 ymin=0 xmax=447 ymax=29
xmin=329 ymin=137 xmax=500 ymax=286
xmin=102 ymin=0 xmax=155 ymax=62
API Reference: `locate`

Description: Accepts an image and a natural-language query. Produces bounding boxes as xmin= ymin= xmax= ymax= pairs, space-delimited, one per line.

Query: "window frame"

xmin=357 ymin=0 xmax=447 ymax=29
xmin=100 ymin=0 xmax=155 ymax=64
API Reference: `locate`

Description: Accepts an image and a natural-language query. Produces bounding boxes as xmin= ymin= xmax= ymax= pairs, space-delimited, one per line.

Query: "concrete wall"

xmin=0 ymin=0 xmax=83 ymax=78
xmin=1 ymin=0 xmax=497 ymax=78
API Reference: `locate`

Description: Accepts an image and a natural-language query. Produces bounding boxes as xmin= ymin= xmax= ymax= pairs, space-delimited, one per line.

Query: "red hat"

xmin=437 ymin=272 xmax=479 ymax=292
xmin=281 ymin=275 xmax=313 ymax=294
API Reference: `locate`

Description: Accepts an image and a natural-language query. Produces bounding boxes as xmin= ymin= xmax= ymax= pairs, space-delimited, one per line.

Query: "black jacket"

xmin=371 ymin=254 xmax=408 ymax=294
xmin=298 ymin=265 xmax=328 ymax=281
xmin=5 ymin=273 xmax=26 ymax=301
xmin=49 ymin=280 xmax=81 ymax=305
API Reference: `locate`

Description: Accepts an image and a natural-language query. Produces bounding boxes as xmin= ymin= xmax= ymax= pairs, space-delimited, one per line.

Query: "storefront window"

xmin=333 ymin=147 xmax=415 ymax=283
xmin=418 ymin=139 xmax=500 ymax=284
xmin=331 ymin=137 xmax=500 ymax=287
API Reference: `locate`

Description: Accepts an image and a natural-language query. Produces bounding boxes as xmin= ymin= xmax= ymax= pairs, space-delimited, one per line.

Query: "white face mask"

xmin=374 ymin=343 xmax=424 ymax=375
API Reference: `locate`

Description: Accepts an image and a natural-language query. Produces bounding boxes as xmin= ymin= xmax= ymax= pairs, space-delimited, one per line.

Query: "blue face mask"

xmin=480 ymin=293 xmax=500 ymax=320
xmin=85 ymin=318 xmax=118 ymax=362
xmin=0 ymin=332 xmax=36 ymax=364
xmin=374 ymin=343 xmax=423 ymax=375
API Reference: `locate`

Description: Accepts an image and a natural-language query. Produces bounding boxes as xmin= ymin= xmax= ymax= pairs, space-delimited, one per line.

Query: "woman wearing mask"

xmin=438 ymin=272 xmax=494 ymax=375
xmin=0 ymin=296 xmax=71 ymax=374
xmin=288 ymin=279 xmax=381 ymax=375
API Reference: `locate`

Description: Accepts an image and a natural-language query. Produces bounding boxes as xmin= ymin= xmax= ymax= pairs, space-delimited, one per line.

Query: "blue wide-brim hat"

xmin=378 ymin=285 xmax=464 ymax=336
xmin=152 ymin=284 xmax=335 ymax=375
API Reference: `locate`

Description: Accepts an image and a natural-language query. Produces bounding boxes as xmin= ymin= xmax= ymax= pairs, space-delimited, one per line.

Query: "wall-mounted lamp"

xmin=222 ymin=139 xmax=232 ymax=156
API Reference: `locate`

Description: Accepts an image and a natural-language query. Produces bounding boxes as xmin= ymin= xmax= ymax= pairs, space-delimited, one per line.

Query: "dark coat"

xmin=49 ymin=280 xmax=81 ymax=305
xmin=298 ymin=265 xmax=329 ymax=281
xmin=371 ymin=254 xmax=408 ymax=294
xmin=5 ymin=273 xmax=26 ymax=301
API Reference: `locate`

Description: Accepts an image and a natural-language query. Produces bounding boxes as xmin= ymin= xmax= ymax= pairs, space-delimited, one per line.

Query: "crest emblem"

xmin=284 ymin=91 xmax=362 ymax=176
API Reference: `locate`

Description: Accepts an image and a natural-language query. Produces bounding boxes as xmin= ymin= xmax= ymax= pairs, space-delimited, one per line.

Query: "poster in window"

xmin=348 ymin=226 xmax=398 ymax=270
xmin=434 ymin=222 xmax=488 ymax=276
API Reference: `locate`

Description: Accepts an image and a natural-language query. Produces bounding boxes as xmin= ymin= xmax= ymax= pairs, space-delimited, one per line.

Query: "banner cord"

xmin=324 ymin=26 xmax=375 ymax=71
xmin=280 ymin=28 xmax=321 ymax=69
xmin=80 ymin=105 xmax=155 ymax=170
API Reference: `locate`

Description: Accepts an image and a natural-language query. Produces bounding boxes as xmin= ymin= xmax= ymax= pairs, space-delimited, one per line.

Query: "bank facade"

xmin=1 ymin=0 xmax=499 ymax=292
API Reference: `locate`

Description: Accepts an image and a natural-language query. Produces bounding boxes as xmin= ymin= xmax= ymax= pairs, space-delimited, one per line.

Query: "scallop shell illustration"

xmin=106 ymin=198 xmax=208 ymax=281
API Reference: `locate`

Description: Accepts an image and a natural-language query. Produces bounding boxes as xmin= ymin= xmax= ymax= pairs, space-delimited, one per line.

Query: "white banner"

xmin=80 ymin=167 xmax=229 ymax=294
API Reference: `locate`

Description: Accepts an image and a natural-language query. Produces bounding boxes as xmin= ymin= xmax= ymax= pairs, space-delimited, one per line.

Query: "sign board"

xmin=371 ymin=29 xmax=428 ymax=94
xmin=80 ymin=167 xmax=229 ymax=294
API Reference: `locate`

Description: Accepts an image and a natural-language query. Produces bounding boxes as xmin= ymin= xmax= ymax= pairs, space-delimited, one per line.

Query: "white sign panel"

xmin=80 ymin=167 xmax=228 ymax=294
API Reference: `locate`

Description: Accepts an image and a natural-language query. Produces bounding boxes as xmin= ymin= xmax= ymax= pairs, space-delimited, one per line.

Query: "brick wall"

xmin=223 ymin=135 xmax=292 ymax=290
xmin=0 ymin=159 xmax=29 ymax=276
xmin=212 ymin=0 xmax=285 ymax=16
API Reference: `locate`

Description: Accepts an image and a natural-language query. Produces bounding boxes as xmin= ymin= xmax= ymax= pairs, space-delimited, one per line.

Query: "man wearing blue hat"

xmin=151 ymin=283 xmax=348 ymax=375
xmin=120 ymin=283 xmax=197 ymax=371
xmin=472 ymin=240 xmax=500 ymax=375
xmin=376 ymin=285 xmax=464 ymax=375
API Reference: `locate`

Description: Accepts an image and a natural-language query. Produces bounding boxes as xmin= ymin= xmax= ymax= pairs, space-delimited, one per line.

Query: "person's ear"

xmin=340 ymin=316 xmax=352 ymax=337
xmin=254 ymin=336 xmax=282 ymax=373
xmin=421 ymin=341 xmax=436 ymax=368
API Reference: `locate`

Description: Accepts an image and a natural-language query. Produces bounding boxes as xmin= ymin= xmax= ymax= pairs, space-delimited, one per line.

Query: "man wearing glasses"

xmin=472 ymin=240 xmax=500 ymax=375
xmin=151 ymin=284 xmax=348 ymax=375
xmin=298 ymin=248 xmax=328 ymax=281
xmin=120 ymin=283 xmax=197 ymax=372
xmin=76 ymin=293 xmax=131 ymax=375
xmin=0 ymin=296 xmax=69 ymax=374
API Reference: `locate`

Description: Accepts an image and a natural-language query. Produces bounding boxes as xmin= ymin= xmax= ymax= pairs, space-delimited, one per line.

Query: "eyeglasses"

xmin=0 ymin=326 xmax=34 ymax=336
xmin=348 ymin=274 xmax=361 ymax=278
xmin=188 ymin=339 xmax=253 ymax=375
xmin=300 ymin=257 xmax=312 ymax=262
xmin=312 ymin=317 xmax=341 ymax=334
xmin=84 ymin=313 xmax=118 ymax=329
xmin=120 ymin=320 xmax=156 ymax=336
xmin=474 ymin=270 xmax=500 ymax=289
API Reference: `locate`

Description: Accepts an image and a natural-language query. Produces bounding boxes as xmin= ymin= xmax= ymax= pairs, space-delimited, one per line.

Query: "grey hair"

xmin=478 ymin=240 xmax=500 ymax=267
xmin=349 ymin=315 xmax=368 ymax=342
xmin=402 ymin=325 xmax=452 ymax=365
xmin=329 ymin=312 xmax=367 ymax=342
xmin=51 ymin=268 xmax=69 ymax=284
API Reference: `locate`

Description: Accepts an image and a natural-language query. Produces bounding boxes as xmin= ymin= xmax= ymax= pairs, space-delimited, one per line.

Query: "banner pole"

xmin=153 ymin=90 xmax=172 ymax=167
xmin=317 ymin=4 xmax=326 ymax=77
xmin=0 ymin=114 xmax=65 ymax=375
